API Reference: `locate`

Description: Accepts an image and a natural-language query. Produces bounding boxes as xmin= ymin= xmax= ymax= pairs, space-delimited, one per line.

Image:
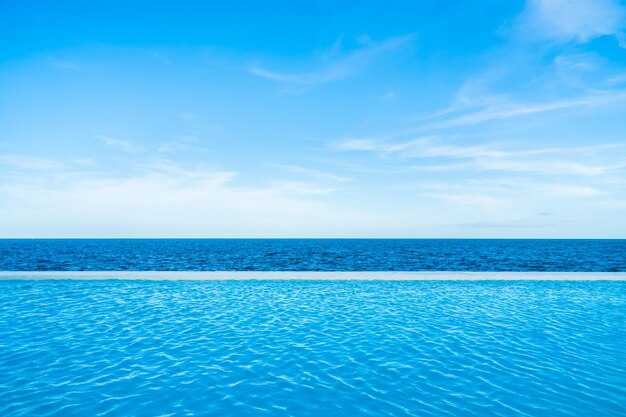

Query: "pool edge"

xmin=1 ymin=271 xmax=626 ymax=280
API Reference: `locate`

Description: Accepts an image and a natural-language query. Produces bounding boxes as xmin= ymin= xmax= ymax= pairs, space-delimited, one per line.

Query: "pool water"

xmin=1 ymin=280 xmax=625 ymax=416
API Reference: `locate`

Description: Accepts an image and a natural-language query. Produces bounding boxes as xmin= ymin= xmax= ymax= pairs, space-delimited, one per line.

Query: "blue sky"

xmin=1 ymin=0 xmax=626 ymax=237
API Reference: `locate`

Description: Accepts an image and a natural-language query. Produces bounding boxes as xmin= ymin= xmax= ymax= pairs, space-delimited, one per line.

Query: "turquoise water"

xmin=1 ymin=239 xmax=625 ymax=271
xmin=1 ymin=280 xmax=625 ymax=416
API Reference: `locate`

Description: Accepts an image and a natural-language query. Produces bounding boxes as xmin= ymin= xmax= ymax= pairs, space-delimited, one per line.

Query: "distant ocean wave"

xmin=1 ymin=239 xmax=625 ymax=272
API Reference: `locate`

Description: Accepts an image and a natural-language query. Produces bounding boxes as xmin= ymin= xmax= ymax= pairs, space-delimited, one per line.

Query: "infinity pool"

xmin=1 ymin=280 xmax=625 ymax=416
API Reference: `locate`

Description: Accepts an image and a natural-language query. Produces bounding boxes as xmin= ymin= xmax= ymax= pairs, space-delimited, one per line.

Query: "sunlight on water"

xmin=1 ymin=280 xmax=625 ymax=416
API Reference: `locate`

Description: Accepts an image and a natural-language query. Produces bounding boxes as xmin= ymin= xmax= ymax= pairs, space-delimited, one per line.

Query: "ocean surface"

xmin=1 ymin=280 xmax=625 ymax=416
xmin=1 ymin=239 xmax=625 ymax=271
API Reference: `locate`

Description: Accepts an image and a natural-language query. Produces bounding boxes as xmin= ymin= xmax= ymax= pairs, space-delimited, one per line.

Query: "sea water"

xmin=1 ymin=239 xmax=625 ymax=271
xmin=1 ymin=280 xmax=625 ymax=416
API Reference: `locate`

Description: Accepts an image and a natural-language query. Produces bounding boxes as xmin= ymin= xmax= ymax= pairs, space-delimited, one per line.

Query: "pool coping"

xmin=1 ymin=271 xmax=625 ymax=280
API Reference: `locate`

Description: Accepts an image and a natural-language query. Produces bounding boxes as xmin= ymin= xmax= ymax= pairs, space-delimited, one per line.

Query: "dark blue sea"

xmin=1 ymin=238 xmax=625 ymax=271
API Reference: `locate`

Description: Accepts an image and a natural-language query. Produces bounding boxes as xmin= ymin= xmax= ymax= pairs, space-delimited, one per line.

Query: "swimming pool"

xmin=1 ymin=279 xmax=624 ymax=416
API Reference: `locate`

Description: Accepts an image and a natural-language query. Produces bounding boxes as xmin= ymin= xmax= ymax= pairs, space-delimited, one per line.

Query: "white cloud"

xmin=413 ymin=156 xmax=620 ymax=177
xmin=0 ymin=154 xmax=65 ymax=170
xmin=250 ymin=35 xmax=414 ymax=85
xmin=273 ymin=164 xmax=352 ymax=183
xmin=606 ymin=72 xmax=626 ymax=85
xmin=0 ymin=154 xmax=620 ymax=237
xmin=51 ymin=60 xmax=80 ymax=72
xmin=520 ymin=0 xmax=626 ymax=45
xmin=597 ymin=199 xmax=626 ymax=208
xmin=0 ymin=163 xmax=368 ymax=237
xmin=420 ymin=192 xmax=504 ymax=207
xmin=422 ymin=91 xmax=626 ymax=129
xmin=475 ymin=159 xmax=614 ymax=176
xmin=406 ymin=179 xmax=604 ymax=219
xmin=269 ymin=180 xmax=340 ymax=195
xmin=330 ymin=138 xmax=381 ymax=152
xmin=96 ymin=135 xmax=144 ymax=153
xmin=538 ymin=184 xmax=602 ymax=197
xmin=157 ymin=136 xmax=202 ymax=153
xmin=331 ymin=136 xmax=626 ymax=178
xmin=332 ymin=136 xmax=620 ymax=160
xmin=411 ymin=158 xmax=625 ymax=177
xmin=382 ymin=90 xmax=395 ymax=102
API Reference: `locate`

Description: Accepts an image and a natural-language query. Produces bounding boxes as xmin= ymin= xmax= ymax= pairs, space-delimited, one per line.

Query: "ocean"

xmin=1 ymin=238 xmax=625 ymax=271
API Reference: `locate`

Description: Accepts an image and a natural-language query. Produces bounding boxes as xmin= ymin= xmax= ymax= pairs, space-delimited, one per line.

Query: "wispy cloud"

xmin=457 ymin=215 xmax=555 ymax=229
xmin=415 ymin=156 xmax=621 ymax=177
xmin=393 ymin=1 xmax=626 ymax=136
xmin=405 ymin=178 xmax=605 ymax=216
xmin=606 ymin=72 xmax=626 ymax=85
xmin=444 ymin=94 xmax=620 ymax=127
xmin=331 ymin=136 xmax=625 ymax=177
xmin=0 ymin=154 xmax=65 ymax=170
xmin=330 ymin=137 xmax=442 ymax=155
xmin=51 ymin=60 xmax=80 ymax=72
xmin=382 ymin=90 xmax=395 ymax=102
xmin=250 ymin=35 xmax=414 ymax=85
xmin=157 ymin=136 xmax=205 ymax=153
xmin=419 ymin=90 xmax=626 ymax=130
xmin=269 ymin=180 xmax=340 ymax=196
xmin=0 ymin=162 xmax=368 ymax=237
xmin=518 ymin=0 xmax=626 ymax=45
xmin=332 ymin=136 xmax=619 ymax=159
xmin=538 ymin=184 xmax=602 ymax=197
xmin=273 ymin=164 xmax=352 ymax=183
xmin=96 ymin=136 xmax=144 ymax=153
xmin=419 ymin=192 xmax=504 ymax=207
xmin=472 ymin=159 xmax=618 ymax=176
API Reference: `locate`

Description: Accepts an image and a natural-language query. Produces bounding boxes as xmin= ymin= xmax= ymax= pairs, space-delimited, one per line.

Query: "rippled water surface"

xmin=1 ymin=239 xmax=625 ymax=271
xmin=1 ymin=280 xmax=625 ymax=416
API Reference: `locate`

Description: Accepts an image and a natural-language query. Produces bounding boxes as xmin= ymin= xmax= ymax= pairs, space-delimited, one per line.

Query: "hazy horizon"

xmin=2 ymin=1 xmax=626 ymax=238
